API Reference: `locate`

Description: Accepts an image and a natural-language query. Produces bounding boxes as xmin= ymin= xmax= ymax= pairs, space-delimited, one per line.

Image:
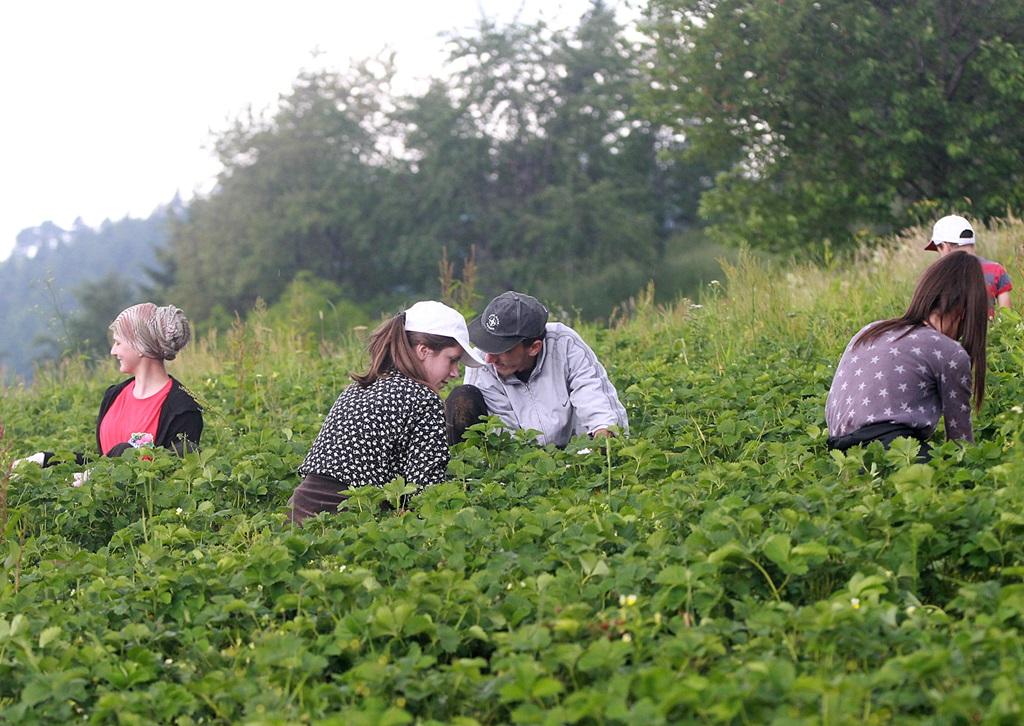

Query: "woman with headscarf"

xmin=15 ymin=303 xmax=203 ymax=468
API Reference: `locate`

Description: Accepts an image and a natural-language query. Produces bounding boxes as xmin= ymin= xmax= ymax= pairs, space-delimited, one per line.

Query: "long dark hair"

xmin=856 ymin=251 xmax=987 ymax=410
xmin=351 ymin=312 xmax=458 ymax=388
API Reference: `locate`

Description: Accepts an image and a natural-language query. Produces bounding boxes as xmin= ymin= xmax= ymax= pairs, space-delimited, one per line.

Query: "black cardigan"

xmin=43 ymin=376 xmax=203 ymax=466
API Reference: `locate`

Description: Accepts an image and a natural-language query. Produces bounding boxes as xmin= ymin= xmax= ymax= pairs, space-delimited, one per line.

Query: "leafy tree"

xmin=167 ymin=58 xmax=402 ymax=320
xmin=401 ymin=1 xmax=708 ymax=309
xmin=162 ymin=2 xmax=714 ymax=322
xmin=140 ymin=193 xmax=188 ymax=302
xmin=262 ymin=271 xmax=371 ymax=347
xmin=643 ymin=0 xmax=1024 ymax=252
xmin=67 ymin=274 xmax=137 ymax=358
xmin=34 ymin=273 xmax=136 ymax=363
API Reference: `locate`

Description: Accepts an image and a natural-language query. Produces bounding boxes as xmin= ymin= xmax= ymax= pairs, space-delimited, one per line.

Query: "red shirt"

xmin=98 ymin=379 xmax=173 ymax=455
xmin=979 ymin=256 xmax=1012 ymax=314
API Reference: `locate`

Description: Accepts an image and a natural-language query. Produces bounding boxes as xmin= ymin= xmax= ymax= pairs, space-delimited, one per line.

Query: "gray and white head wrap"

xmin=110 ymin=303 xmax=191 ymax=361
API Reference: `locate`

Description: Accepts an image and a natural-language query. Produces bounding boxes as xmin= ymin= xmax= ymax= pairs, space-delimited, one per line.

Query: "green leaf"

xmin=38 ymin=626 xmax=61 ymax=649
xmin=708 ymin=542 xmax=747 ymax=565
xmin=791 ymin=541 xmax=829 ymax=559
xmin=531 ymin=677 xmax=564 ymax=699
xmin=579 ymin=553 xmax=610 ymax=578
xmin=761 ymin=534 xmax=791 ymax=568
xmin=655 ymin=565 xmax=690 ymax=587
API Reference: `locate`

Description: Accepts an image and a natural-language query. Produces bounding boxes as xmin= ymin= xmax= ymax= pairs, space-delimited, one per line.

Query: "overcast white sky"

xmin=0 ymin=0 xmax=629 ymax=260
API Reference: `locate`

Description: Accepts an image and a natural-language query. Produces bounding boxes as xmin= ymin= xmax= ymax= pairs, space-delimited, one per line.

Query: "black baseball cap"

xmin=468 ymin=291 xmax=549 ymax=354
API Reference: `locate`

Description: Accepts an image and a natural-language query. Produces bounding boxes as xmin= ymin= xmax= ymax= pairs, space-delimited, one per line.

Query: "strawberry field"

xmin=3 ymin=239 xmax=1024 ymax=723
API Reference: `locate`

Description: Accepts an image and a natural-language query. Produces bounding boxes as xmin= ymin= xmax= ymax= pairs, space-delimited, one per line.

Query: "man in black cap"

xmin=445 ymin=291 xmax=628 ymax=446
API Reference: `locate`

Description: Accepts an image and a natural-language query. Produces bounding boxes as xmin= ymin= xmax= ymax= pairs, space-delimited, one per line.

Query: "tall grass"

xmin=4 ymin=215 xmax=1022 ymax=417
xmin=617 ymin=217 xmax=1024 ymax=371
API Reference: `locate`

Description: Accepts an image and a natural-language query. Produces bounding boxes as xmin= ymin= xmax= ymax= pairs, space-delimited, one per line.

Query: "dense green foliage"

xmin=151 ymin=0 xmax=1024 ymax=316
xmin=643 ymin=0 xmax=1024 ymax=252
xmin=2 ymin=221 xmax=1024 ymax=722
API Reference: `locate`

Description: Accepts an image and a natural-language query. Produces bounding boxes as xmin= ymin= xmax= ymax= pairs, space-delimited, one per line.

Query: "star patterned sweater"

xmin=826 ymin=323 xmax=974 ymax=442
xmin=299 ymin=371 xmax=449 ymax=492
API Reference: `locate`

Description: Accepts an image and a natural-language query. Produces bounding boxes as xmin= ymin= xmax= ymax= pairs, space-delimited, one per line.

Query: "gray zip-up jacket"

xmin=464 ymin=323 xmax=628 ymax=447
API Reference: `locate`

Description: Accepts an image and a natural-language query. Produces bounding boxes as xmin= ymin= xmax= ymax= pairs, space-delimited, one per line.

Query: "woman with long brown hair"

xmin=825 ymin=251 xmax=988 ymax=457
xmin=289 ymin=301 xmax=484 ymax=524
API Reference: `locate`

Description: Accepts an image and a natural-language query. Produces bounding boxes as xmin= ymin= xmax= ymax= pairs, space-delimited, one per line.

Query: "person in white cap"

xmin=925 ymin=214 xmax=1011 ymax=315
xmin=289 ymin=300 xmax=485 ymax=524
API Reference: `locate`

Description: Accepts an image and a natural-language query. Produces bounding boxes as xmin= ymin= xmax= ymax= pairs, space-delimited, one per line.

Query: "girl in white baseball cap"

xmin=290 ymin=301 xmax=484 ymax=524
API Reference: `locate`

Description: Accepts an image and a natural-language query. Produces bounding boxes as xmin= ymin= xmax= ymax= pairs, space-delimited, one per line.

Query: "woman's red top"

xmin=98 ymin=378 xmax=173 ymax=455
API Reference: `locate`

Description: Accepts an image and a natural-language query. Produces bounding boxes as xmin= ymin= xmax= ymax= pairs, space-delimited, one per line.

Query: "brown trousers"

xmin=289 ymin=472 xmax=349 ymax=525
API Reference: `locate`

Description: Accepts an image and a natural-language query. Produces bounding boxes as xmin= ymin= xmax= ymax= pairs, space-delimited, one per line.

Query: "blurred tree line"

xmin=0 ymin=206 xmax=176 ymax=378
xmin=156 ymin=2 xmax=719 ymax=326
xmin=155 ymin=0 xmax=1024 ymax=325
xmin=7 ymin=0 xmax=1024 ymax=377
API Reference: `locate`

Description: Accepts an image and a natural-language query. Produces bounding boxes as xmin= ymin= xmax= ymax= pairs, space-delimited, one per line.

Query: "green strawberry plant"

xmin=2 ymin=240 xmax=1024 ymax=722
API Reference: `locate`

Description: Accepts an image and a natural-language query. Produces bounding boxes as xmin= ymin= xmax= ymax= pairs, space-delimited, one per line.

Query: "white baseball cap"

xmin=404 ymin=301 xmax=486 ymax=367
xmin=925 ymin=215 xmax=976 ymax=251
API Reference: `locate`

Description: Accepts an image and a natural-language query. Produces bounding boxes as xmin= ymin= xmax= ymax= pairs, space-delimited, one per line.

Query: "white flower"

xmin=164 ymin=658 xmax=173 ymax=665
xmin=850 ymin=597 xmax=861 ymax=609
xmin=175 ymin=507 xmax=184 ymax=516
xmin=621 ymin=633 xmax=632 ymax=642
xmin=577 ymin=448 xmax=593 ymax=455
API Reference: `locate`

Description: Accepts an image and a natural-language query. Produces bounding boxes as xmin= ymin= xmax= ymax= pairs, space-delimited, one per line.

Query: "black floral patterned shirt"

xmin=299 ymin=371 xmax=449 ymax=491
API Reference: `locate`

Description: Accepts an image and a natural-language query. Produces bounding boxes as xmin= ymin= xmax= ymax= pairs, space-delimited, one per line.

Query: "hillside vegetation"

xmin=9 ymin=0 xmax=1024 ymax=381
xmin=1 ymin=219 xmax=1024 ymax=723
